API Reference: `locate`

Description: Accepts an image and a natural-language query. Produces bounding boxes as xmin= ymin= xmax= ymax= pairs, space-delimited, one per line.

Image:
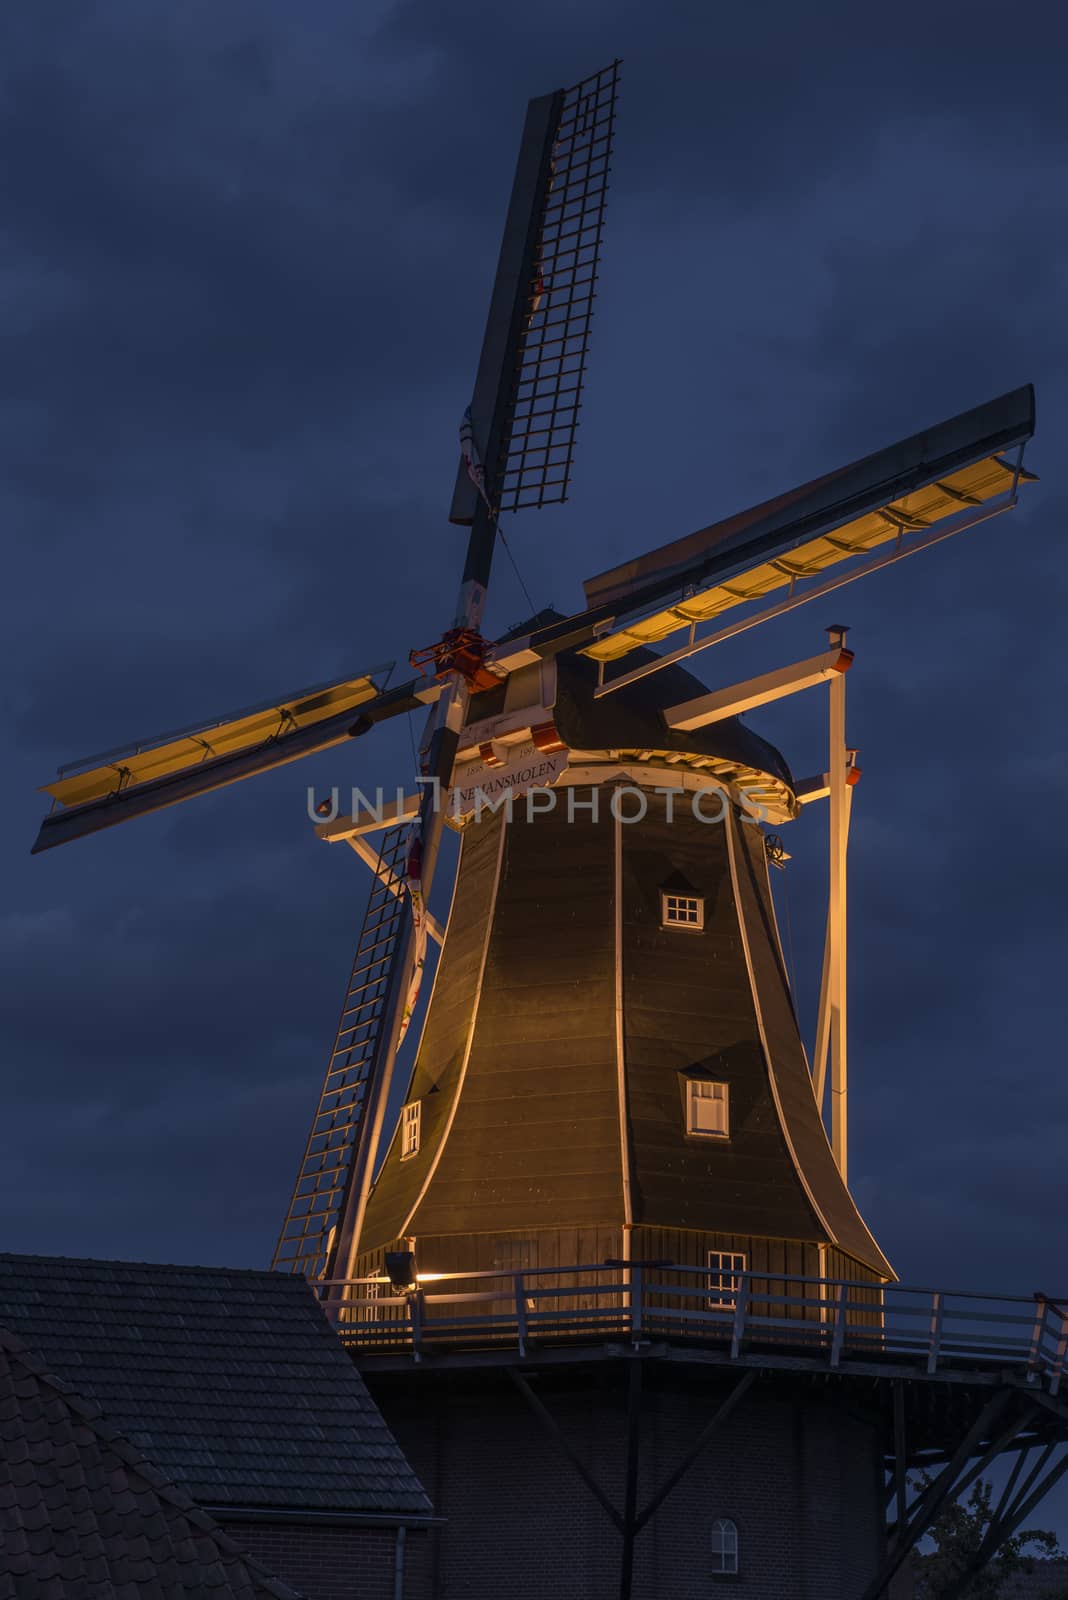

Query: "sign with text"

xmin=451 ymin=741 xmax=568 ymax=817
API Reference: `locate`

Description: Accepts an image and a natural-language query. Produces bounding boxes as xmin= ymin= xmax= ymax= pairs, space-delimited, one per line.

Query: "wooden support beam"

xmin=618 ymin=1360 xmax=643 ymax=1600
xmin=509 ymin=1362 xmax=755 ymax=1600
xmin=664 ymin=645 xmax=852 ymax=732
xmin=828 ymin=663 xmax=847 ymax=1176
xmin=991 ymin=1444 xmax=1068 ymax=1548
xmin=988 ymin=1444 xmax=1030 ymax=1534
xmin=508 ymin=1371 xmax=623 ymax=1532
xmin=813 ymin=777 xmax=853 ymax=1112
xmin=893 ymin=1380 xmax=908 ymax=1525
xmin=940 ymin=1444 xmax=1068 ymax=1600
xmin=826 ymin=644 xmax=849 ymax=1175
xmin=939 ymin=1407 xmax=1040 ymax=1519
xmin=859 ymin=1389 xmax=1018 ymax=1600
xmin=317 ymin=792 xmax=421 ymax=843
xmin=796 ymin=772 xmax=831 ymax=805
xmin=634 ymin=1371 xmax=756 ymax=1534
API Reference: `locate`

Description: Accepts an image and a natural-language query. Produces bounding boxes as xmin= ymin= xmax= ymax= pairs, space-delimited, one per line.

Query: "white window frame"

xmin=707 ymin=1251 xmax=746 ymax=1310
xmin=710 ymin=1516 xmax=739 ymax=1575
xmin=686 ymin=1078 xmax=729 ymax=1139
xmin=401 ymin=1100 xmax=421 ymax=1159
xmin=660 ymin=891 xmax=704 ymax=930
xmin=361 ymin=1278 xmax=380 ymax=1324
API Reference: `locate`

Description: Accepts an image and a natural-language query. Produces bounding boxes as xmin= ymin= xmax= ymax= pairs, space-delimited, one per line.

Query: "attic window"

xmin=401 ymin=1100 xmax=421 ymax=1159
xmin=686 ymin=1079 xmax=729 ymax=1138
xmin=662 ymin=892 xmax=704 ymax=930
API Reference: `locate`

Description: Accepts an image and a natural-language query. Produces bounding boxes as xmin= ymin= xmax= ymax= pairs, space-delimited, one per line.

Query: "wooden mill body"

xmin=354 ymin=646 xmax=891 ymax=1299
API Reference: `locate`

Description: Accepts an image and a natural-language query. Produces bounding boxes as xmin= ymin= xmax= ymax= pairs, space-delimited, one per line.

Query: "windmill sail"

xmin=491 ymin=385 xmax=1036 ymax=672
xmin=33 ymin=668 xmax=438 ymax=853
xmin=273 ymin=823 xmax=413 ymax=1278
xmin=450 ymin=60 xmax=620 ymax=524
xmin=310 ymin=64 xmax=624 ymax=1280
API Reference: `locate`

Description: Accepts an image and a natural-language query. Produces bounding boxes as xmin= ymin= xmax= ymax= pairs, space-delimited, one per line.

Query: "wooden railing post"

xmin=630 ymin=1265 xmax=644 ymax=1344
xmin=515 ymin=1272 xmax=529 ymax=1358
xmin=830 ymin=1282 xmax=847 ymax=1368
xmin=1051 ymin=1309 xmax=1068 ymax=1397
xmin=410 ymin=1288 xmax=425 ymax=1363
xmin=927 ymin=1291 xmax=944 ymax=1375
xmin=1028 ymin=1295 xmax=1049 ymax=1379
xmin=730 ymin=1273 xmax=750 ymax=1360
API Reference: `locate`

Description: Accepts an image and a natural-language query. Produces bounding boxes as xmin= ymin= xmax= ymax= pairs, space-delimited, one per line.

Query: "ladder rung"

xmin=271 ymin=819 xmax=413 ymax=1272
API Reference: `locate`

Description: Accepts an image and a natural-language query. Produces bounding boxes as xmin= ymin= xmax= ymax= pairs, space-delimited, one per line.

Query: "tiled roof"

xmin=0 ymin=1255 xmax=429 ymax=1517
xmin=0 ymin=1327 xmax=303 ymax=1599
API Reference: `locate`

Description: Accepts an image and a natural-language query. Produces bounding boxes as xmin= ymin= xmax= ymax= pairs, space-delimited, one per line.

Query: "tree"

xmin=914 ymin=1477 xmax=1068 ymax=1599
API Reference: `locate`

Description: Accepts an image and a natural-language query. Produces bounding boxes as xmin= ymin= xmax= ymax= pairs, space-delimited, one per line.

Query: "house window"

xmin=661 ymin=892 xmax=704 ymax=930
xmin=401 ymin=1100 xmax=421 ymax=1159
xmin=361 ymin=1278 xmax=380 ymax=1324
xmin=707 ymin=1251 xmax=746 ymax=1310
xmin=711 ymin=1517 xmax=739 ymax=1575
xmin=686 ymin=1078 xmax=729 ymax=1138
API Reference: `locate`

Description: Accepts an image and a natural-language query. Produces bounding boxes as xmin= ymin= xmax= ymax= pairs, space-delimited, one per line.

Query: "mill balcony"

xmin=311 ymin=1263 xmax=1068 ymax=1390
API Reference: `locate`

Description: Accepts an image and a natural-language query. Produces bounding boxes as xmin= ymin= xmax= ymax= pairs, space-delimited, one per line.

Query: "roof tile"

xmin=0 ymin=1254 xmax=429 ymax=1515
xmin=0 ymin=1330 xmax=304 ymax=1598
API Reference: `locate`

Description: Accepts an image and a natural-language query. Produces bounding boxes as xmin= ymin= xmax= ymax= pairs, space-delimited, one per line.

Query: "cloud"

xmin=2 ymin=2 xmax=1066 ymax=1365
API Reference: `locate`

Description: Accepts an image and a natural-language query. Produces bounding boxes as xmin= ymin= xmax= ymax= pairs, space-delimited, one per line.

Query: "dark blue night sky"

xmin=4 ymin=0 xmax=1067 ymax=1529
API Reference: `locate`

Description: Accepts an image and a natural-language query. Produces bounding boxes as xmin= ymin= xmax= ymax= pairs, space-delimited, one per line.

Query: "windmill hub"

xmin=409 ymin=627 xmax=504 ymax=693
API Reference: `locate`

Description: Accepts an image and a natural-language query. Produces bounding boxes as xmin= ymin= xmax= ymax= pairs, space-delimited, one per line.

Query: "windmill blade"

xmin=491 ymin=385 xmax=1036 ymax=674
xmin=273 ymin=822 xmax=418 ymax=1279
xmin=450 ymin=60 xmax=620 ymax=524
xmin=32 ymin=668 xmax=441 ymax=854
xmin=314 ymin=64 xmax=624 ymax=1279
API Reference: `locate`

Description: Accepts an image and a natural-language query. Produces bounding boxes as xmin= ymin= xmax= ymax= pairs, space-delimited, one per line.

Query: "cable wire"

xmin=495 ymin=519 xmax=537 ymax=614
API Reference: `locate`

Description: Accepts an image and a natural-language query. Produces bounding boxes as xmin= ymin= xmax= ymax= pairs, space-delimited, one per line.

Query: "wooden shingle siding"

xmin=359 ymin=813 xmax=506 ymax=1249
xmin=732 ymin=819 xmax=891 ymax=1276
xmin=621 ymin=793 xmax=823 ymax=1242
xmin=357 ymin=767 xmax=893 ymax=1290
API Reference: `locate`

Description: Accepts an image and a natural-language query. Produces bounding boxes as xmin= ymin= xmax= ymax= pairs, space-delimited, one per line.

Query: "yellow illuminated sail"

xmin=582 ymin=455 xmax=1028 ymax=663
xmin=43 ymin=672 xmax=386 ymax=809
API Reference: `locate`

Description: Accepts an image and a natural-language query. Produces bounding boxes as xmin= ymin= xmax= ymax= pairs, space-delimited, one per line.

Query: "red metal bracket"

xmin=409 ymin=629 xmax=503 ymax=693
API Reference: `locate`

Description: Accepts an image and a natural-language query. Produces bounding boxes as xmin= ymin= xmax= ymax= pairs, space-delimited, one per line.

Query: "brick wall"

xmin=369 ymin=1363 xmax=887 ymax=1600
xmin=218 ymin=1519 xmax=431 ymax=1600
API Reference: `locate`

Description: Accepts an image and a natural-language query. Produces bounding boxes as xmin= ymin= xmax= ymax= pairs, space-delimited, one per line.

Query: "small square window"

xmin=662 ymin=892 xmax=704 ymax=930
xmin=686 ymin=1078 xmax=729 ymax=1138
xmin=401 ymin=1101 xmax=421 ymax=1159
xmin=707 ymin=1251 xmax=746 ymax=1310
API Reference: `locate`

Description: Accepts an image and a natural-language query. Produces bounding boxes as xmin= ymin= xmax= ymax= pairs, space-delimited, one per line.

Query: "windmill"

xmin=30 ymin=62 xmax=1058 ymax=1600
xmin=31 ymin=61 xmax=1036 ymax=1295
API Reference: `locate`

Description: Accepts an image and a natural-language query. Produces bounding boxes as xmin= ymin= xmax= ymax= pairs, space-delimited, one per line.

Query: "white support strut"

xmin=663 ymin=645 xmax=853 ymax=732
xmin=345 ymin=835 xmax=445 ymax=946
xmin=812 ymin=773 xmax=853 ymax=1112
xmin=825 ymin=636 xmax=850 ymax=1181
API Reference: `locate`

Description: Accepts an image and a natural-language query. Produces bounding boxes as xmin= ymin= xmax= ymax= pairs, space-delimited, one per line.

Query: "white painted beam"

xmin=315 ymin=792 xmax=421 ymax=843
xmin=827 ymin=667 xmax=849 ymax=1182
xmin=812 ymin=779 xmax=853 ymax=1110
xmin=796 ymin=773 xmax=831 ymax=805
xmin=664 ymin=646 xmax=852 ymax=732
xmin=345 ymin=835 xmax=445 ymax=946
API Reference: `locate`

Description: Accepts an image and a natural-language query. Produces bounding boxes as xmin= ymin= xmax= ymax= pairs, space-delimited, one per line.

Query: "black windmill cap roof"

xmin=484 ymin=608 xmax=794 ymax=790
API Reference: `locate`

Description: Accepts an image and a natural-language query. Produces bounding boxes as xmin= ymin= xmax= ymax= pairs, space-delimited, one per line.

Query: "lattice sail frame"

xmin=496 ymin=61 xmax=620 ymax=513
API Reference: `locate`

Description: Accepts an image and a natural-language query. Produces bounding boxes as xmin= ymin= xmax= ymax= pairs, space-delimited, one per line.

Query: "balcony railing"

xmin=311 ymin=1264 xmax=1068 ymax=1389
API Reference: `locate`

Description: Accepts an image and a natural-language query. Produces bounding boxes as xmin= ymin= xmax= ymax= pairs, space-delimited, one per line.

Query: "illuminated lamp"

xmin=384 ymin=1250 xmax=418 ymax=1292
